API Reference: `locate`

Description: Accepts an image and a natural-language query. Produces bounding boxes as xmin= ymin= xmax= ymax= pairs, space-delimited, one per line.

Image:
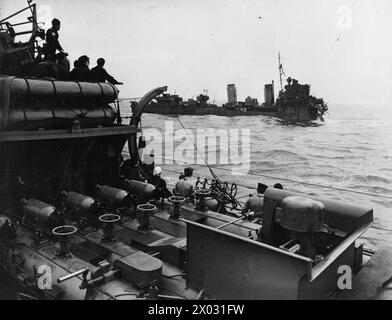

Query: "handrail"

xmin=310 ymin=222 xmax=372 ymax=282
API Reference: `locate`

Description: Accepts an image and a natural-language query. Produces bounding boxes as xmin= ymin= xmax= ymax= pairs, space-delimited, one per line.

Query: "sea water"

xmin=121 ymin=103 xmax=392 ymax=230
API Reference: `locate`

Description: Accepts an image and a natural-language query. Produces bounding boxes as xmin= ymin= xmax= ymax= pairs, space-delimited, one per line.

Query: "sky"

xmin=1 ymin=0 xmax=392 ymax=106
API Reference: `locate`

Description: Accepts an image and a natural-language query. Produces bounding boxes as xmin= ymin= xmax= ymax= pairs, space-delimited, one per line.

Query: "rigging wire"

xmin=157 ymin=166 xmax=392 ymax=234
xmin=174 ymin=115 xmax=242 ymax=209
xmin=132 ymin=152 xmax=392 ymax=201
xmin=119 ymin=101 xmax=392 ymax=201
xmin=207 ymin=164 xmax=392 ymax=200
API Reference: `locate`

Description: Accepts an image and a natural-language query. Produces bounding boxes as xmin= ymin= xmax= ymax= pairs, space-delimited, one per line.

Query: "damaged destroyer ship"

xmin=0 ymin=1 xmax=382 ymax=300
xmin=142 ymin=55 xmax=328 ymax=122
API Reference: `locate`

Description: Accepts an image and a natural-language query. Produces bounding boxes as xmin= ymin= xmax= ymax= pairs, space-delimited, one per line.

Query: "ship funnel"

xmin=264 ymin=81 xmax=275 ymax=106
xmin=227 ymin=84 xmax=237 ymax=106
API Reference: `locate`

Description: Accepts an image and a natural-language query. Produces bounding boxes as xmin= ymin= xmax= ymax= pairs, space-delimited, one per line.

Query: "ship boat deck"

xmin=160 ymin=167 xmax=392 ymax=300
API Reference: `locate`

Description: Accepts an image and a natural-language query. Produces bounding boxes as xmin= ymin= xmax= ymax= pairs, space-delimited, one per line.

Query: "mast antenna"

xmin=278 ymin=51 xmax=286 ymax=91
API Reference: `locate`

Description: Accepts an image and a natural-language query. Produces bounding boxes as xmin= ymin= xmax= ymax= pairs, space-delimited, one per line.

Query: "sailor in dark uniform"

xmin=56 ymin=52 xmax=70 ymax=80
xmin=70 ymin=55 xmax=91 ymax=81
xmin=56 ymin=52 xmax=70 ymax=73
xmin=90 ymin=58 xmax=123 ymax=85
xmin=45 ymin=18 xmax=64 ymax=61
xmin=121 ymin=158 xmax=144 ymax=182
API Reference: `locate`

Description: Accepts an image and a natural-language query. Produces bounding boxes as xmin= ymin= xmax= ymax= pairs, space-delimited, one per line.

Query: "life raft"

xmin=0 ymin=76 xmax=119 ymax=131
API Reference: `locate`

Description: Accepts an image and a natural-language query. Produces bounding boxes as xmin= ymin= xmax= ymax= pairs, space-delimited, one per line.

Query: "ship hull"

xmin=143 ymin=103 xmax=319 ymax=121
xmin=277 ymin=105 xmax=318 ymax=122
xmin=143 ymin=103 xmax=276 ymax=117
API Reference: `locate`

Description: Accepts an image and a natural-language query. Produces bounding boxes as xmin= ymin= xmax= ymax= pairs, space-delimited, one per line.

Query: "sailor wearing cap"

xmin=70 ymin=55 xmax=91 ymax=81
xmin=242 ymin=183 xmax=267 ymax=219
xmin=150 ymin=167 xmax=171 ymax=200
xmin=153 ymin=166 xmax=162 ymax=176
xmin=45 ymin=18 xmax=64 ymax=61
xmin=173 ymin=167 xmax=194 ymax=199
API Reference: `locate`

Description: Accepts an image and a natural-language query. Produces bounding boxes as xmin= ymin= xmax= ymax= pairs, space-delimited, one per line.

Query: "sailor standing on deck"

xmin=90 ymin=58 xmax=123 ymax=85
xmin=70 ymin=55 xmax=91 ymax=81
xmin=56 ymin=52 xmax=70 ymax=80
xmin=173 ymin=167 xmax=194 ymax=199
xmin=242 ymin=183 xmax=268 ymax=219
xmin=45 ymin=18 xmax=64 ymax=61
xmin=56 ymin=52 xmax=70 ymax=73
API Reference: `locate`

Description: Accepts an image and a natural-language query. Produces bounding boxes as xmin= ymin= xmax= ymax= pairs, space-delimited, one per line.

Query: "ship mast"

xmin=278 ymin=51 xmax=286 ymax=92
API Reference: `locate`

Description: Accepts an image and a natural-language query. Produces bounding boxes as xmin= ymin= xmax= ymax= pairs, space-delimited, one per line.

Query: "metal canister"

xmin=63 ymin=191 xmax=96 ymax=215
xmin=95 ymin=185 xmax=129 ymax=205
xmin=123 ymin=179 xmax=156 ymax=199
xmin=22 ymin=199 xmax=61 ymax=228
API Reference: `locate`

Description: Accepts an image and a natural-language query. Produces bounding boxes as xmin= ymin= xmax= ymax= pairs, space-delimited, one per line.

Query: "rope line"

xmin=131 ymin=152 xmax=392 ymax=201
xmin=207 ymin=164 xmax=392 ymax=200
xmin=174 ymin=115 xmax=242 ymax=209
xmin=121 ymin=104 xmax=392 ymax=200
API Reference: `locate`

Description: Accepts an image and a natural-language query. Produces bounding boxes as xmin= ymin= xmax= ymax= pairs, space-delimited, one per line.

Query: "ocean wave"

xmin=260 ymin=150 xmax=307 ymax=161
xmin=301 ymin=173 xmax=340 ymax=180
xmin=250 ymin=161 xmax=275 ymax=168
xmin=137 ymin=110 xmax=392 ymax=225
xmin=312 ymin=154 xmax=365 ymax=160
xmin=353 ymin=175 xmax=390 ymax=184
xmin=348 ymin=185 xmax=392 ymax=195
xmin=350 ymin=146 xmax=375 ymax=151
xmin=318 ymin=164 xmax=339 ymax=170
xmin=312 ymin=145 xmax=354 ymax=154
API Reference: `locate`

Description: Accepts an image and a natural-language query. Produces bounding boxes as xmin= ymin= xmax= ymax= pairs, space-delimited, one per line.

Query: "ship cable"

xmin=174 ymin=115 xmax=242 ymax=210
xmin=155 ymin=155 xmax=392 ymax=201
xmin=123 ymin=147 xmax=392 ymax=201
xmin=206 ymin=164 xmax=392 ymax=201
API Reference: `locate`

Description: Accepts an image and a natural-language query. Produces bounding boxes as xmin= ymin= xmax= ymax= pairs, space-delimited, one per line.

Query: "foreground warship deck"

xmin=0 ymin=181 xmax=375 ymax=300
xmin=0 ymin=1 xmax=390 ymax=301
xmin=2 ymin=162 xmax=392 ymax=300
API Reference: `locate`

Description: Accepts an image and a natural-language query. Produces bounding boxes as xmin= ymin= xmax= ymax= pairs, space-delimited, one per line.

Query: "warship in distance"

xmin=142 ymin=55 xmax=328 ymax=122
xmin=0 ymin=1 xmax=387 ymax=301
